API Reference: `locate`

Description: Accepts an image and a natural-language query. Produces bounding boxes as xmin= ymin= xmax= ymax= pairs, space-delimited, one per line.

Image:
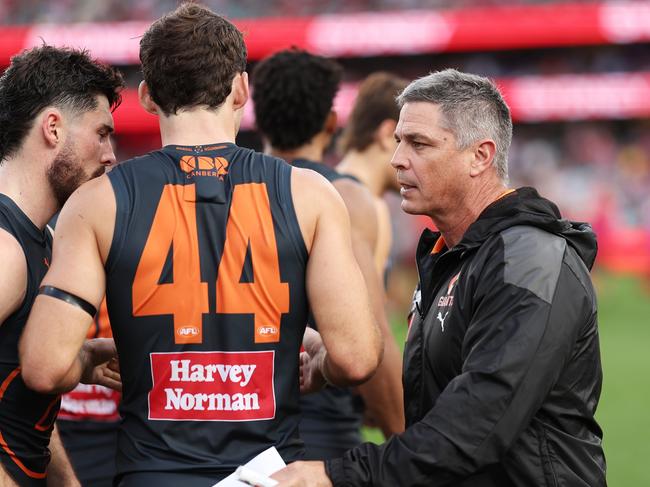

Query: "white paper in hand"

xmin=212 ymin=446 xmax=286 ymax=487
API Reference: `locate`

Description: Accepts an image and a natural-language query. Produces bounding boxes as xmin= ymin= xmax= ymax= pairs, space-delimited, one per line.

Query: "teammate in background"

xmin=0 ymin=46 xmax=123 ymax=486
xmin=252 ymin=49 xmax=404 ymax=457
xmin=19 ymin=4 xmax=381 ymax=486
xmin=337 ymin=72 xmax=409 ymax=276
xmin=274 ymin=69 xmax=606 ymax=486
xmin=57 ymin=300 xmax=120 ymax=487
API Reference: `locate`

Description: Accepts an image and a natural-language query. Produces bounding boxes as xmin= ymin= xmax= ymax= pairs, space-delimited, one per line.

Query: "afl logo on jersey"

xmin=258 ymin=326 xmax=278 ymax=336
xmin=177 ymin=326 xmax=200 ymax=338
xmin=180 ymin=156 xmax=229 ymax=181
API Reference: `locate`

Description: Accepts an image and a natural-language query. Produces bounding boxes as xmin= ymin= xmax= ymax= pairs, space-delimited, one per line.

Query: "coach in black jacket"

xmin=274 ymin=69 xmax=606 ymax=486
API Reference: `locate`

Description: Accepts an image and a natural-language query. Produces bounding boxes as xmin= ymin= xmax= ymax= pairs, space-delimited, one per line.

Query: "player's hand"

xmin=299 ymin=328 xmax=327 ymax=394
xmin=271 ymin=461 xmax=333 ymax=487
xmin=79 ymin=338 xmax=122 ymax=391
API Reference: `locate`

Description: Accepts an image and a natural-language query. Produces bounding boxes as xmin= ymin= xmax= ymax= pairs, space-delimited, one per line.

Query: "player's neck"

xmin=433 ymin=180 xmax=508 ymax=249
xmin=337 ymin=147 xmax=386 ymax=197
xmin=0 ymin=154 xmax=59 ymax=230
xmin=157 ymin=107 xmax=238 ymax=147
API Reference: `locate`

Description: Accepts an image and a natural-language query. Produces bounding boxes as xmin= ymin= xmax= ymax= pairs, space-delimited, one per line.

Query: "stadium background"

xmin=1 ymin=1 xmax=649 ymax=485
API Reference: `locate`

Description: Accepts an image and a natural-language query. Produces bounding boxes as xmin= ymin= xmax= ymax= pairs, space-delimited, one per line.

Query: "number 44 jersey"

xmin=105 ymin=143 xmax=309 ymax=480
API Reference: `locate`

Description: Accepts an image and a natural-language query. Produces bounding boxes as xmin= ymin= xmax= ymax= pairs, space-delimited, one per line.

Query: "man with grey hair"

xmin=274 ymin=69 xmax=606 ymax=486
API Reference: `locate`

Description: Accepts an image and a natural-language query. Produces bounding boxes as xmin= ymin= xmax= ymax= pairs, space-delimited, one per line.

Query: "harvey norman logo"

xmin=180 ymin=155 xmax=229 ymax=180
xmin=148 ymin=351 xmax=276 ymax=421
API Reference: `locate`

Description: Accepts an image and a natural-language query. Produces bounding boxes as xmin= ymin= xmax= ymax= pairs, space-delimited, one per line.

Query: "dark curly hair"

xmin=140 ymin=2 xmax=247 ymax=116
xmin=252 ymin=49 xmax=342 ymax=150
xmin=0 ymin=45 xmax=124 ymax=163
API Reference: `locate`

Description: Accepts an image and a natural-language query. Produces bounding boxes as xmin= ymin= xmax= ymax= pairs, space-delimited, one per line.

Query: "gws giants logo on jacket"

xmin=436 ymin=272 xmax=461 ymax=332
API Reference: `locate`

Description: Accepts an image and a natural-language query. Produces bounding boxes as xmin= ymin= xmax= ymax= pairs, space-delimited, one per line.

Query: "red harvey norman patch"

xmin=148 ymin=351 xmax=275 ymax=421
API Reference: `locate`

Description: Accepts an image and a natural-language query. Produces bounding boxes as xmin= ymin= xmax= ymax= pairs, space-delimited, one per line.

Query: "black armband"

xmin=38 ymin=285 xmax=97 ymax=318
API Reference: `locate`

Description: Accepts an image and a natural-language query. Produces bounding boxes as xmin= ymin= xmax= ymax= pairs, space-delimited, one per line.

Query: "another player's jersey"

xmin=0 ymin=194 xmax=56 ymax=486
xmin=289 ymin=159 xmax=365 ymax=457
xmin=105 ymin=144 xmax=308 ymax=479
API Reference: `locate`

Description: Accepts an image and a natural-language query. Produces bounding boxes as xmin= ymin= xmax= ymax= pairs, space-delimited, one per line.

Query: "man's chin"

xmin=400 ymin=201 xmax=420 ymax=215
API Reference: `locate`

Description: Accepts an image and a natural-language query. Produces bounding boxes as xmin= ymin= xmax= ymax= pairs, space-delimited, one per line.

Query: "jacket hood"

xmin=467 ymin=187 xmax=597 ymax=269
xmin=420 ymin=187 xmax=598 ymax=270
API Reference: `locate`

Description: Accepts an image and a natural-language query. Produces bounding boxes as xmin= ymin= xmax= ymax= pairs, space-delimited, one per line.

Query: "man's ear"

xmin=138 ymin=81 xmax=159 ymax=115
xmin=469 ymin=139 xmax=497 ymax=177
xmin=231 ymin=72 xmax=249 ymax=111
xmin=375 ymin=119 xmax=397 ymax=151
xmin=324 ymin=111 xmax=338 ymax=136
xmin=41 ymin=109 xmax=64 ymax=148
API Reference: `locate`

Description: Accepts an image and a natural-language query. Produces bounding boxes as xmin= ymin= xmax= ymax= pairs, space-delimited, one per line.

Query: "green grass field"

xmin=363 ymin=271 xmax=650 ymax=486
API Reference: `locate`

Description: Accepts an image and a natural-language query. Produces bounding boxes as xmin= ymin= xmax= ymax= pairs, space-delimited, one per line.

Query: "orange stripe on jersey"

xmin=0 ymin=367 xmax=47 ymax=478
xmin=0 ymin=430 xmax=46 ymax=479
xmin=34 ymin=396 xmax=60 ymax=432
xmin=0 ymin=367 xmax=20 ymax=401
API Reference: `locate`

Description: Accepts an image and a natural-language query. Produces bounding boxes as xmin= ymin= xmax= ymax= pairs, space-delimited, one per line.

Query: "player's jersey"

xmin=289 ymin=159 xmax=365 ymax=458
xmin=105 ymin=144 xmax=308 ymax=479
xmin=0 ymin=194 xmax=57 ymax=487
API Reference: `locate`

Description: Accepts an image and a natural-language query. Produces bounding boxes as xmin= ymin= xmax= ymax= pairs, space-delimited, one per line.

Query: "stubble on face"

xmin=46 ymin=139 xmax=105 ymax=209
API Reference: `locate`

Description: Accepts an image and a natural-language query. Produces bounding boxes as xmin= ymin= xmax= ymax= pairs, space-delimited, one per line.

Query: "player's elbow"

xmin=21 ymin=363 xmax=61 ymax=394
xmin=332 ymin=336 xmax=383 ymax=386
xmin=344 ymin=356 xmax=381 ymax=386
xmin=20 ymin=346 xmax=66 ymax=394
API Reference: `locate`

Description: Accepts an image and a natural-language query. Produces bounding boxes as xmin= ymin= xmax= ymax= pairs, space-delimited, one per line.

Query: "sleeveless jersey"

xmin=105 ymin=144 xmax=308 ymax=479
xmin=0 ymin=194 xmax=57 ymax=486
xmin=289 ymin=159 xmax=365 ymax=457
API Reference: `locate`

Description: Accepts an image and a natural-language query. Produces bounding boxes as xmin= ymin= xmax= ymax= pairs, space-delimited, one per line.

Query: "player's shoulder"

xmin=291 ymin=165 xmax=343 ymax=200
xmin=59 ymin=174 xmax=115 ymax=226
xmin=0 ymin=228 xmax=27 ymax=310
xmin=332 ymin=174 xmax=376 ymax=221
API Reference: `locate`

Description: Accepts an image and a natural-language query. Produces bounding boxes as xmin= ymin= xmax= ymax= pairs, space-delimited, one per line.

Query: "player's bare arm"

xmin=19 ymin=175 xmax=119 ymax=394
xmin=374 ymin=198 xmax=393 ymax=276
xmin=0 ymin=230 xmax=27 ymax=325
xmin=291 ymin=167 xmax=382 ymax=387
xmin=333 ymin=178 xmax=405 ymax=436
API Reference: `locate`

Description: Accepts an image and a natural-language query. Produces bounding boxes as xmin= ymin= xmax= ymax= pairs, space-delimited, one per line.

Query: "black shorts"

xmin=0 ymin=450 xmax=46 ymax=487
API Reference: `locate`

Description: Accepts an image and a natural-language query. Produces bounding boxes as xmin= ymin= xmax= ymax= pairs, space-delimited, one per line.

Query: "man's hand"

xmin=271 ymin=461 xmax=332 ymax=487
xmin=79 ymin=338 xmax=121 ymax=391
xmin=300 ymin=328 xmax=327 ymax=394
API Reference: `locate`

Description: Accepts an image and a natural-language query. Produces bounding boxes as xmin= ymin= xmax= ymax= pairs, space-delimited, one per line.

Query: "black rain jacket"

xmin=326 ymin=187 xmax=606 ymax=486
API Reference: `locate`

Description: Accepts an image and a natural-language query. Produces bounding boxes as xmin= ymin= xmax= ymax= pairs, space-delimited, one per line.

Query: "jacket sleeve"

xmin=325 ymin=229 xmax=594 ymax=486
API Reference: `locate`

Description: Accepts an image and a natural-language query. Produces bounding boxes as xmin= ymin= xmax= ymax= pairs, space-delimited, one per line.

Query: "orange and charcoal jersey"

xmin=0 ymin=194 xmax=56 ymax=487
xmin=58 ymin=299 xmax=121 ymax=423
xmin=105 ymin=143 xmax=309 ymax=481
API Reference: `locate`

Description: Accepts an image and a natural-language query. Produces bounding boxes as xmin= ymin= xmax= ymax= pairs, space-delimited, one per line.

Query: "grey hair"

xmin=396 ymin=69 xmax=512 ymax=183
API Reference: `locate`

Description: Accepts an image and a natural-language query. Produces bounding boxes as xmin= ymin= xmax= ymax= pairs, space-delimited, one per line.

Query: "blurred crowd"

xmin=0 ymin=0 xmax=604 ymax=23
xmin=1 ymin=0 xmax=647 ymax=276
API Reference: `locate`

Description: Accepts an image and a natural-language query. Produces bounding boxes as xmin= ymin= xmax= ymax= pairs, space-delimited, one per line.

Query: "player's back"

xmin=0 ymin=194 xmax=57 ymax=486
xmin=105 ymin=143 xmax=309 ymax=480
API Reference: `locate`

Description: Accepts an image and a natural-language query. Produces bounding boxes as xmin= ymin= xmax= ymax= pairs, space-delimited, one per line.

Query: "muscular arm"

xmin=292 ymin=168 xmax=382 ymax=386
xmin=334 ymin=179 xmax=404 ymax=437
xmin=20 ymin=176 xmax=116 ymax=394
xmin=45 ymin=425 xmax=80 ymax=487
